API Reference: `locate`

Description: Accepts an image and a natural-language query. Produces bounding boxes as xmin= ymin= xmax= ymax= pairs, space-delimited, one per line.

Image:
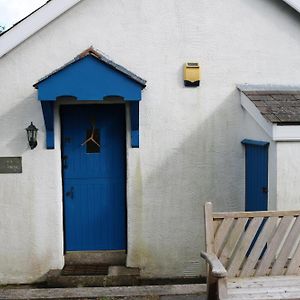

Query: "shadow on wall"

xmin=0 ymin=88 xmax=259 ymax=279
xmin=0 ymin=92 xmax=58 ymax=284
xmin=0 ymin=92 xmax=43 ymax=155
xmin=132 ymin=88 xmax=248 ymax=277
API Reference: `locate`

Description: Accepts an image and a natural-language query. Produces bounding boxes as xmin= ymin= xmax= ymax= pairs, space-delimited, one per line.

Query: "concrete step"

xmin=46 ymin=267 xmax=204 ymax=289
xmin=64 ymin=251 xmax=126 ymax=265
xmin=108 ymin=266 xmax=140 ymax=276
xmin=0 ymin=284 xmax=206 ymax=299
xmin=46 ymin=268 xmax=140 ymax=288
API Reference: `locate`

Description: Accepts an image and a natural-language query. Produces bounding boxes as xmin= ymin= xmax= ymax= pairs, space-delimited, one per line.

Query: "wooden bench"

xmin=201 ymin=202 xmax=300 ymax=300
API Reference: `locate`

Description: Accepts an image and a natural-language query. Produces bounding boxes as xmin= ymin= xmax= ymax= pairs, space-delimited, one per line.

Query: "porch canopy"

xmin=34 ymin=47 xmax=146 ymax=149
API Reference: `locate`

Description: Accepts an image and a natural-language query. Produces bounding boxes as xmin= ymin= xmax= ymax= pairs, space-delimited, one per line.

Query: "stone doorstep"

xmin=47 ymin=274 xmax=140 ymax=288
xmin=0 ymin=284 xmax=206 ymax=300
xmin=46 ymin=266 xmax=141 ymax=288
xmin=64 ymin=251 xmax=126 ymax=266
xmin=108 ymin=266 xmax=140 ymax=276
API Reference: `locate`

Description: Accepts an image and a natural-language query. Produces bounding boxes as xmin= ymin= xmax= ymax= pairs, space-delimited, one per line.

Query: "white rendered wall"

xmin=1 ymin=0 xmax=300 ymax=283
xmin=277 ymin=142 xmax=300 ymax=211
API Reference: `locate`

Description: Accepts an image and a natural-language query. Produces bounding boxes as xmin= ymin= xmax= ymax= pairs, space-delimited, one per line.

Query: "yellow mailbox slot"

xmin=184 ymin=63 xmax=200 ymax=87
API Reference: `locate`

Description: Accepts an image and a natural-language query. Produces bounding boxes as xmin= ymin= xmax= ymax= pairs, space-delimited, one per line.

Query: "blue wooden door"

xmin=242 ymin=140 xmax=269 ymax=211
xmin=61 ymin=104 xmax=126 ymax=251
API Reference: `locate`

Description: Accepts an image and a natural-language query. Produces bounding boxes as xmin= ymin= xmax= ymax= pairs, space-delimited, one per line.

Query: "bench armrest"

xmin=201 ymin=251 xmax=227 ymax=278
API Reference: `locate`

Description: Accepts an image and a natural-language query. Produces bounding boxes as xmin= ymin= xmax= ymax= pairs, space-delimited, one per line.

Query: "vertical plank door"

xmin=61 ymin=104 xmax=126 ymax=251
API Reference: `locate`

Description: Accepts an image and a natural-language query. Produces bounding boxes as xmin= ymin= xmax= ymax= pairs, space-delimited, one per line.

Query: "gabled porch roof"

xmin=34 ymin=47 xmax=146 ymax=149
xmin=34 ymin=47 xmax=146 ymax=101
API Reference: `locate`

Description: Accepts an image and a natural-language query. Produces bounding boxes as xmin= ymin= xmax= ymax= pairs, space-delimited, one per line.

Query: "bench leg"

xmin=207 ymin=271 xmax=227 ymax=300
xmin=207 ymin=271 xmax=218 ymax=300
xmin=218 ymin=278 xmax=227 ymax=300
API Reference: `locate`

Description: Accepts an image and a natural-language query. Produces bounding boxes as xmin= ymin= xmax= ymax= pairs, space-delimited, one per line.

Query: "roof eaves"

xmin=0 ymin=0 xmax=52 ymax=37
xmin=282 ymin=0 xmax=300 ymax=13
xmin=0 ymin=0 xmax=82 ymax=58
xmin=237 ymin=84 xmax=300 ymax=93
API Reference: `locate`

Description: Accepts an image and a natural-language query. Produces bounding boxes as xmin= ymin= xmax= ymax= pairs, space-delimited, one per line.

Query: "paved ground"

xmin=0 ymin=284 xmax=207 ymax=300
xmin=161 ymin=295 xmax=206 ymax=300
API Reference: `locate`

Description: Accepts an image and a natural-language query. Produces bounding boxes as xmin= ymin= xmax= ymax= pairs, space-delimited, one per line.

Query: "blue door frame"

xmin=242 ymin=139 xmax=269 ymax=211
xmin=61 ymin=104 xmax=127 ymax=251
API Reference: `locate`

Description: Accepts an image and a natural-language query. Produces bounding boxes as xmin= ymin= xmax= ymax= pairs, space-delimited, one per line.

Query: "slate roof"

xmin=33 ymin=47 xmax=146 ymax=88
xmin=243 ymin=91 xmax=300 ymax=124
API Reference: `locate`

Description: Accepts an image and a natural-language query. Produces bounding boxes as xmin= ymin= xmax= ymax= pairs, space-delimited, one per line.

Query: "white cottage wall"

xmin=0 ymin=0 xmax=300 ymax=283
xmin=277 ymin=142 xmax=300 ymax=211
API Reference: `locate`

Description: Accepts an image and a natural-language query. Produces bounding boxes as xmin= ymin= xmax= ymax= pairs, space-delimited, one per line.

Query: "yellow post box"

xmin=184 ymin=63 xmax=200 ymax=87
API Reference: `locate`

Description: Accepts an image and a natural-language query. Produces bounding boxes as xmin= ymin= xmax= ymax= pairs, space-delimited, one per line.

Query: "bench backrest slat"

xmin=215 ymin=218 xmax=235 ymax=256
xmin=240 ymin=216 xmax=278 ymax=277
xmin=255 ymin=216 xmax=294 ymax=276
xmin=219 ymin=218 xmax=249 ymax=268
xmin=287 ymin=241 xmax=300 ymax=275
xmin=227 ymin=217 xmax=263 ymax=277
xmin=205 ymin=202 xmax=300 ymax=278
xmin=271 ymin=216 xmax=300 ymax=276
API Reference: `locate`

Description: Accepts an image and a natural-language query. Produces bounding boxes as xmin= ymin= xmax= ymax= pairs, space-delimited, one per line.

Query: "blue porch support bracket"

xmin=130 ymin=102 xmax=139 ymax=148
xmin=41 ymin=101 xmax=55 ymax=149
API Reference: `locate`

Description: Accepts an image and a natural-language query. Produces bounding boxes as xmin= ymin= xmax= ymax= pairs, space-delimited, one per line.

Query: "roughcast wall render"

xmin=1 ymin=0 xmax=300 ymax=283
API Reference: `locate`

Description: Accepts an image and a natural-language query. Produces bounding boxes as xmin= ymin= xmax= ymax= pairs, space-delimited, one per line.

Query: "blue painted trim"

xmin=130 ymin=102 xmax=139 ymax=148
xmin=34 ymin=48 xmax=146 ymax=89
xmin=41 ymin=102 xmax=54 ymax=149
xmin=241 ymin=139 xmax=269 ymax=147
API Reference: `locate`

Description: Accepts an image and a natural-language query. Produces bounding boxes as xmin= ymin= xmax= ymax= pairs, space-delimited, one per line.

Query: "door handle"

xmin=66 ymin=187 xmax=74 ymax=199
xmin=262 ymin=187 xmax=268 ymax=193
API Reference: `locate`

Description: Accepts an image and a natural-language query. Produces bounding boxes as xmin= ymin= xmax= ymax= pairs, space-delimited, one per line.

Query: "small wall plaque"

xmin=0 ymin=157 xmax=22 ymax=174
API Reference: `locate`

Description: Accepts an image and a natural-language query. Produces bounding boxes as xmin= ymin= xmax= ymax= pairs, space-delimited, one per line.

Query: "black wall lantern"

xmin=26 ymin=122 xmax=38 ymax=149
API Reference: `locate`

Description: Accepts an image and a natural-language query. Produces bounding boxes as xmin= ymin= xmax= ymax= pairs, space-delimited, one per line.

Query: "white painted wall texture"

xmin=277 ymin=142 xmax=300 ymax=211
xmin=1 ymin=0 xmax=300 ymax=283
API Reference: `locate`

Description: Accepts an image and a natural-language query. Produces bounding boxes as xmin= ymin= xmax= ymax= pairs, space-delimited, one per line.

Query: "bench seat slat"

xmin=230 ymin=286 xmax=300 ymax=295
xmin=226 ymin=277 xmax=300 ymax=300
xmin=225 ymin=292 xmax=300 ymax=300
xmin=228 ymin=275 xmax=300 ymax=289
